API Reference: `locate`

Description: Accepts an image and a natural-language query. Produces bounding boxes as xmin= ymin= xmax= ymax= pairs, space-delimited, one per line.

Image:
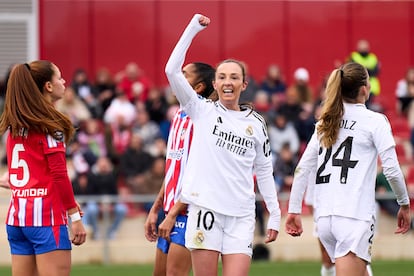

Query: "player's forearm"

xmin=380 ymin=147 xmax=410 ymax=206
xmin=166 ymin=200 xmax=187 ymax=219
xmin=47 ymin=152 xmax=77 ymax=210
xmin=288 ymin=133 xmax=319 ymax=213
xmin=256 ymin=165 xmax=281 ymax=231
xmin=149 ymin=182 xmax=165 ymax=214
xmin=165 ymin=14 xmax=206 ymax=106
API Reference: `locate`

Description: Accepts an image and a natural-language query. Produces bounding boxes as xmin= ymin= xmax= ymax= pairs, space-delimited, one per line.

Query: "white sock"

xmin=321 ymin=265 xmax=336 ymax=276
xmin=366 ymin=264 xmax=373 ymax=276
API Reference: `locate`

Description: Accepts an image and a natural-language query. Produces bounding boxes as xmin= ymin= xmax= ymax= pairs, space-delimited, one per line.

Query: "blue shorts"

xmin=7 ymin=225 xmax=72 ymax=255
xmin=156 ymin=214 xmax=187 ymax=254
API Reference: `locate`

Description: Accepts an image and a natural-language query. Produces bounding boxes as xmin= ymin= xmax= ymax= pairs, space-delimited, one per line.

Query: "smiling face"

xmin=213 ymin=61 xmax=247 ymax=110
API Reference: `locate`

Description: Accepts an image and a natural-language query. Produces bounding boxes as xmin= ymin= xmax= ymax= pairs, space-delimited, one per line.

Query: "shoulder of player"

xmin=249 ymin=110 xmax=268 ymax=126
xmin=363 ymin=108 xmax=389 ymax=124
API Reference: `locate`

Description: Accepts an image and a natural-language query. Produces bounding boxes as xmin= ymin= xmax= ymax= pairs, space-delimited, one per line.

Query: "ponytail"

xmin=317 ymin=62 xmax=368 ymax=148
xmin=0 ymin=61 xmax=75 ymax=144
xmin=317 ymin=68 xmax=344 ymax=148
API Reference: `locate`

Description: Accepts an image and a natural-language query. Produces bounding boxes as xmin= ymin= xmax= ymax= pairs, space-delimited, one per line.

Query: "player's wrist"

xmin=69 ymin=212 xmax=82 ymax=222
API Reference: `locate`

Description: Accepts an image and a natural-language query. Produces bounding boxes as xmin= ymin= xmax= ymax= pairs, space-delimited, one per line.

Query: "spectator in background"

xmin=268 ymin=112 xmax=300 ymax=157
xmin=348 ymin=39 xmax=381 ymax=109
xmin=132 ymin=102 xmax=162 ymax=152
xmin=93 ymin=67 xmax=116 ymax=118
xmin=137 ymin=155 xmax=166 ymax=213
xmin=260 ymin=64 xmax=287 ymax=110
xmin=285 ymin=67 xmax=316 ymax=144
xmin=119 ymin=133 xmax=154 ymax=197
xmin=289 ymin=67 xmax=314 ymax=104
xmin=239 ymin=62 xmax=260 ymax=104
xmin=103 ymin=90 xmax=136 ymax=163
xmin=277 ymin=84 xmax=303 ymax=133
xmin=146 ymin=136 xmax=167 ymax=158
xmin=103 ymin=90 xmax=137 ymax=126
xmin=116 ymin=62 xmax=152 ymax=103
xmin=74 ymin=156 xmax=128 ymax=240
xmin=159 ymin=103 xmax=180 ymax=142
xmin=252 ymin=90 xmax=271 ymax=116
xmin=77 ymin=118 xmax=108 ymax=161
xmin=145 ymin=87 xmax=169 ymax=124
xmin=275 ymin=80 xmax=308 ymax=147
xmin=55 ymin=86 xmax=92 ymax=128
xmin=395 ymin=67 xmax=414 ymax=152
xmin=66 ymin=137 xmax=91 ymax=176
xmin=395 ymin=66 xmax=414 ymax=116
xmin=273 ymin=143 xmax=298 ymax=192
xmin=104 ymin=114 xmax=133 ymax=165
xmin=71 ymin=68 xmax=101 ymax=118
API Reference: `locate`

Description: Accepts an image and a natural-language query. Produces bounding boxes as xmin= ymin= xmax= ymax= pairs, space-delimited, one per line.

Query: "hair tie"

xmin=24 ymin=63 xmax=30 ymax=70
xmin=339 ymin=68 xmax=344 ymax=78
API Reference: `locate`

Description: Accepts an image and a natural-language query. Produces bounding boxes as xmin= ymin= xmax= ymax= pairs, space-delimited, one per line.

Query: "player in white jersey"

xmin=286 ymin=62 xmax=411 ymax=276
xmin=163 ymin=14 xmax=281 ymax=276
xmin=305 ymin=174 xmax=373 ymax=276
xmin=144 ymin=61 xmax=216 ymax=276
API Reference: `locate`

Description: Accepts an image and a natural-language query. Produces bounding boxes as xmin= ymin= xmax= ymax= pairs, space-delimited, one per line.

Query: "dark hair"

xmin=317 ymin=62 xmax=367 ymax=148
xmin=0 ymin=60 xmax=75 ymax=143
xmin=192 ymin=62 xmax=215 ymax=99
xmin=340 ymin=62 xmax=367 ymax=100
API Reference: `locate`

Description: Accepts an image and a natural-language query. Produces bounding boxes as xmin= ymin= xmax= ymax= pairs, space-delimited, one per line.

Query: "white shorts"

xmin=185 ymin=204 xmax=255 ymax=257
xmin=316 ymin=215 xmax=375 ymax=263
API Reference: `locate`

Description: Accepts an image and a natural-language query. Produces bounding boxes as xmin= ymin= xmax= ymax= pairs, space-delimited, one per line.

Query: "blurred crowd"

xmin=1 ymin=43 xmax=414 ymax=238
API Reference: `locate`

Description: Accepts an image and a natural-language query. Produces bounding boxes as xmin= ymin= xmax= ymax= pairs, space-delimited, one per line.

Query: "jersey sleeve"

xmin=46 ymin=152 xmax=77 ymax=210
xmin=165 ymin=14 xmax=206 ymax=120
xmin=373 ymin=114 xmax=396 ymax=154
xmin=379 ymin=147 xmax=410 ymax=206
xmin=288 ymin=130 xmax=319 ymax=214
xmin=373 ymin=115 xmax=409 ymax=205
xmin=254 ymin=118 xmax=281 ymax=231
xmin=43 ymin=135 xmax=77 ymax=210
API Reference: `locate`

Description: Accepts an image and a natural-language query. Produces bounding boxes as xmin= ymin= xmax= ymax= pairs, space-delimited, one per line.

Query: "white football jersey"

xmin=165 ymin=14 xmax=281 ymax=231
xmin=289 ymin=103 xmax=408 ymax=221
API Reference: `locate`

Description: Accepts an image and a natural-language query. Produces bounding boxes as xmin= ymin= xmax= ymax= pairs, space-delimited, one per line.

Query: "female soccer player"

xmin=0 ymin=61 xmax=87 ymax=276
xmin=144 ymin=61 xmax=215 ymax=276
xmin=285 ymin=62 xmax=411 ymax=276
xmin=164 ymin=14 xmax=281 ymax=276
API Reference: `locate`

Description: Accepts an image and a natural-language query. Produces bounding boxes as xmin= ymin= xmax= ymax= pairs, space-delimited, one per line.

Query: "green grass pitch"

xmin=0 ymin=260 xmax=412 ymax=275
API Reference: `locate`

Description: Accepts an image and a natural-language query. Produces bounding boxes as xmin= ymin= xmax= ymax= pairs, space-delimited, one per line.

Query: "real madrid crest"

xmin=194 ymin=230 xmax=205 ymax=247
xmin=246 ymin=125 xmax=253 ymax=136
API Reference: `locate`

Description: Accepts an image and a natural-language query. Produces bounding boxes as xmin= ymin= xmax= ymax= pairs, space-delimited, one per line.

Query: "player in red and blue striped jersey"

xmin=144 ymin=62 xmax=215 ymax=276
xmin=0 ymin=61 xmax=86 ymax=276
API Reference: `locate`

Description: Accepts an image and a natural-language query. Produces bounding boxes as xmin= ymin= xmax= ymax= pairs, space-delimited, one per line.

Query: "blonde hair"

xmin=0 ymin=61 xmax=75 ymax=144
xmin=317 ymin=62 xmax=367 ymax=148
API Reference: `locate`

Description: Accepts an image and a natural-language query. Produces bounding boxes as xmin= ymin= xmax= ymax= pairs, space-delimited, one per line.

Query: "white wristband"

xmin=69 ymin=212 xmax=81 ymax=222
